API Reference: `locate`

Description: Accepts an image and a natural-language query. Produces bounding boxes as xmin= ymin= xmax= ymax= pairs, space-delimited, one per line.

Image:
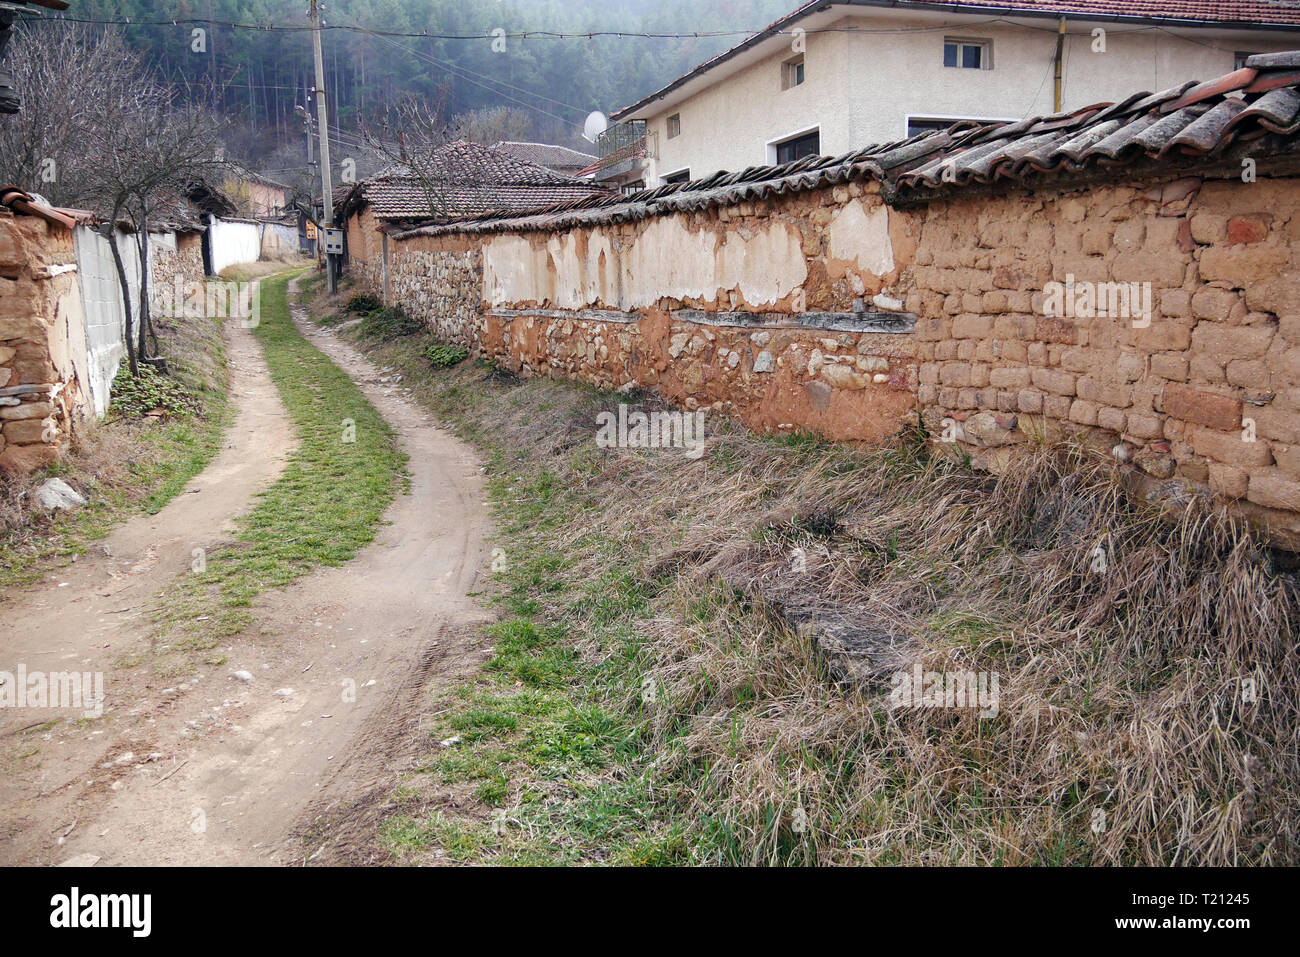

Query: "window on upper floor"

xmin=666 ymin=113 xmax=681 ymax=139
xmin=773 ymin=129 xmax=820 ymax=165
xmin=661 ymin=168 xmax=690 ymax=185
xmin=944 ymin=38 xmax=991 ymax=69
xmin=1235 ymin=51 xmax=1260 ymax=70
xmin=782 ymin=55 xmax=805 ymax=90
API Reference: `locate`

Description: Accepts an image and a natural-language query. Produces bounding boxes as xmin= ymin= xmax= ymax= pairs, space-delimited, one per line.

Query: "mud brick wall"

xmin=347 ymin=169 xmax=1300 ymax=547
xmin=351 ymin=182 xmax=922 ymax=442
xmin=909 ymin=175 xmax=1300 ymax=546
xmin=344 ymin=207 xmax=384 ymax=295
xmin=0 ymin=209 xmax=84 ymax=478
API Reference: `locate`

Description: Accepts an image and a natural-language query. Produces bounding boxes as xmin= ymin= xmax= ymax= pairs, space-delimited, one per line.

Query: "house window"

xmin=620 ymin=181 xmax=646 ymax=196
xmin=944 ymin=38 xmax=991 ymax=69
xmin=773 ymin=129 xmax=820 ymax=165
xmin=666 ymin=113 xmax=681 ymax=139
xmin=906 ymin=116 xmax=983 ymax=137
xmin=1234 ymin=51 xmax=1260 ymax=70
xmin=661 ymin=169 xmax=690 ymax=185
xmin=782 ymin=55 xmax=805 ymax=90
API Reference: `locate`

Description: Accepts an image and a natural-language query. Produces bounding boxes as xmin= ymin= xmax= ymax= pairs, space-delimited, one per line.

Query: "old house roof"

xmin=0 ymin=186 xmax=86 ymax=229
xmin=612 ymin=0 xmax=1300 ymax=120
xmin=493 ymin=141 xmax=597 ymax=174
xmin=337 ymin=140 xmax=610 ymax=224
xmin=394 ymin=51 xmax=1300 ymax=238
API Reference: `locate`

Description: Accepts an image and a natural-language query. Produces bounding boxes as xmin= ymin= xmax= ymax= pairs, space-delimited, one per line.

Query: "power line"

xmin=16 ymin=12 xmax=1191 ymax=41
xmin=370 ymin=33 xmax=578 ymax=125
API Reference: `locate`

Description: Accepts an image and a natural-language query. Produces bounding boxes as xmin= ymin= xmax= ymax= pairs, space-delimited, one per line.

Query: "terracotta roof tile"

xmin=342 ymin=141 xmax=609 ymax=222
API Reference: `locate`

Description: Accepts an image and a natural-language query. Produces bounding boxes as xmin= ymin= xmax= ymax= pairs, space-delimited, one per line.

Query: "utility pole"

xmin=310 ymin=0 xmax=337 ymax=292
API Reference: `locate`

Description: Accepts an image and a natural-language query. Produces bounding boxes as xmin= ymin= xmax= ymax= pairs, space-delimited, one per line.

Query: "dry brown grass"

xmin=338 ymin=294 xmax=1299 ymax=866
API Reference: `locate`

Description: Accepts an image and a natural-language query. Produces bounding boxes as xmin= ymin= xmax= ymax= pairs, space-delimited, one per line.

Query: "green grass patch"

xmin=144 ymin=275 xmax=405 ymax=673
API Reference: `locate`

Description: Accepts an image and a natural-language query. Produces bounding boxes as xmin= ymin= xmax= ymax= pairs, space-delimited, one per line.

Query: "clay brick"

xmin=919 ymin=362 xmax=940 ymax=385
xmin=1018 ymin=389 xmax=1044 ymax=413
xmin=1225 ymin=359 xmax=1270 ymax=390
xmin=1189 ymin=354 xmax=1227 ymax=384
xmin=952 ymin=314 xmax=994 ymax=339
xmin=970 ymin=364 xmax=990 ymax=388
xmin=1125 ymin=412 xmax=1164 ymax=439
xmin=1097 ymin=406 xmax=1127 ymax=432
xmin=1135 ymin=321 xmax=1192 ymax=352
xmin=1077 ymin=376 xmax=1132 ymax=408
xmin=1043 ymin=394 xmax=1072 ymax=419
xmin=1151 ymin=353 xmax=1188 ymax=381
xmin=1191 ymin=287 xmax=1241 ymax=320
xmin=1069 ymin=400 xmax=1100 ymax=426
xmin=1225 ymin=215 xmax=1270 ymax=245
xmin=1031 ymin=367 xmax=1077 ymax=395
xmin=1190 ymin=322 xmax=1274 ymax=361
xmin=0 ymin=219 xmax=28 ymax=272
xmin=1247 ymin=470 xmax=1300 ymax=511
xmin=1188 ymin=213 xmax=1226 ymax=245
xmin=1274 ymin=444 xmax=1300 ymax=481
xmin=1028 ymin=342 xmax=1048 ymax=366
xmin=1159 ymin=289 xmax=1191 ymax=318
xmin=1162 ymin=383 xmax=1241 ymax=430
xmin=1250 ymin=404 xmax=1300 ymax=444
xmin=1188 ymin=425 xmax=1273 ymax=467
xmin=989 ymin=366 xmax=1031 ymax=389
xmin=1200 ymin=244 xmax=1289 ymax=288
xmin=1000 ymin=340 xmax=1028 ymax=363
xmin=914 ymin=317 xmax=947 ymax=341
xmin=1060 ymin=347 xmax=1092 ymax=373
xmin=1208 ymin=462 xmax=1249 ymax=499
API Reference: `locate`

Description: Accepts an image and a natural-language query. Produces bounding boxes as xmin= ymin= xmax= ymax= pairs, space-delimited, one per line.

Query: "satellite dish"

xmin=582 ymin=111 xmax=608 ymax=143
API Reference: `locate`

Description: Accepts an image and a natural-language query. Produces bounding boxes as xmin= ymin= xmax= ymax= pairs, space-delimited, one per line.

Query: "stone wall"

xmin=150 ymin=230 xmax=205 ymax=290
xmin=387 ymin=234 xmax=482 ymax=347
xmin=345 ymin=168 xmax=1300 ymax=547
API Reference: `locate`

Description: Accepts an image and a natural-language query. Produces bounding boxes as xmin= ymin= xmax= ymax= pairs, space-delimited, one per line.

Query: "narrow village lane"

xmin=0 ymin=280 xmax=491 ymax=865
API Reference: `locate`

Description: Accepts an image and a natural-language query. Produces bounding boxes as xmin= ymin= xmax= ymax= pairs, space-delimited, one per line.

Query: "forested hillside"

xmin=25 ymin=0 xmax=791 ymax=163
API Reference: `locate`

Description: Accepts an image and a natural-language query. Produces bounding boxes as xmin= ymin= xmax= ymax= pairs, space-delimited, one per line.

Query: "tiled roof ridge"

xmin=392 ymin=51 xmax=1300 ymax=239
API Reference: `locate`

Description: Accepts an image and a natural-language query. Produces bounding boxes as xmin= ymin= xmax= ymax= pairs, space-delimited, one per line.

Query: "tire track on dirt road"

xmin=0 ymin=280 xmax=492 ymax=865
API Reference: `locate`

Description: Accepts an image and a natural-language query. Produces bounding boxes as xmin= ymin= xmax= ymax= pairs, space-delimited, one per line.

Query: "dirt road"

xmin=0 ymin=282 xmax=490 ymax=865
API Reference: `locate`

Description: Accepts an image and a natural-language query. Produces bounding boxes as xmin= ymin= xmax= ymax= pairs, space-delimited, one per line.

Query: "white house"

xmin=596 ymin=0 xmax=1300 ymax=190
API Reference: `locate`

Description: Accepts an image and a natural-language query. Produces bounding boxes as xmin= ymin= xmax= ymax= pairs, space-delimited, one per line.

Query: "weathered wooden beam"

xmin=486 ymin=307 xmax=917 ymax=334
xmin=673 ymin=309 xmax=915 ymax=333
